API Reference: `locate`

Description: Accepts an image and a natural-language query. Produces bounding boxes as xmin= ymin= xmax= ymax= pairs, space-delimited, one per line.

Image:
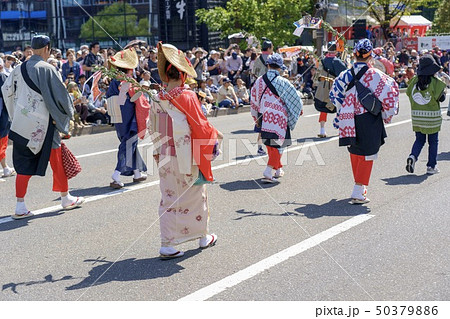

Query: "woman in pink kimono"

xmin=150 ymin=43 xmax=223 ymax=259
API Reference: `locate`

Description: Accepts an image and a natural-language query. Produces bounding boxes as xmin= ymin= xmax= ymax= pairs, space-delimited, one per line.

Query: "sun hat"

xmin=140 ymin=80 xmax=151 ymax=87
xmin=210 ymin=50 xmax=219 ymax=55
xmin=185 ymin=77 xmax=197 ymax=85
xmin=266 ymin=53 xmax=287 ymax=70
xmin=417 ymin=55 xmax=441 ymax=76
xmin=109 ymin=47 xmax=139 ymax=70
xmin=157 ymin=42 xmax=197 ymax=83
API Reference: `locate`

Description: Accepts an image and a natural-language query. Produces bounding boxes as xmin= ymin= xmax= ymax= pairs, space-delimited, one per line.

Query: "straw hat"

xmin=157 ymin=42 xmax=197 ymax=83
xmin=109 ymin=47 xmax=139 ymax=70
xmin=185 ymin=77 xmax=197 ymax=85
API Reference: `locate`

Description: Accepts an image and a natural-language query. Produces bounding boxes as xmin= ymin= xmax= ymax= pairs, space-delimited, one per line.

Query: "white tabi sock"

xmin=351 ymin=185 xmax=365 ymax=200
xmin=263 ymin=166 xmax=273 ymax=178
xmin=133 ymin=169 xmax=142 ymax=179
xmin=15 ymin=201 xmax=29 ymax=215
xmin=320 ymin=127 xmax=326 ymax=135
xmin=61 ymin=193 xmax=77 ymax=207
xmin=112 ymin=170 xmax=121 ymax=182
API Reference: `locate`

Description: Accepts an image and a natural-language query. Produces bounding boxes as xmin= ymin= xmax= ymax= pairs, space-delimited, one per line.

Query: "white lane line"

xmin=0 ymin=115 xmax=419 ymax=225
xmin=0 ymin=180 xmax=161 ymax=225
xmin=179 ymin=214 xmax=375 ymax=301
xmin=76 ymin=143 xmax=153 ymax=159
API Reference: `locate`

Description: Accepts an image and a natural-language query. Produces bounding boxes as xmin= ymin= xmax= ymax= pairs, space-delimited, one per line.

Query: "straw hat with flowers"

xmin=109 ymin=47 xmax=139 ymax=70
xmin=157 ymin=42 xmax=197 ymax=83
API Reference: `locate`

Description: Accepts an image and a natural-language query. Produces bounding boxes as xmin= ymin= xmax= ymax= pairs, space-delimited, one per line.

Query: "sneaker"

xmin=406 ymin=155 xmax=416 ymax=173
xmin=257 ymin=146 xmax=267 ymax=156
xmin=426 ymin=166 xmax=440 ymax=175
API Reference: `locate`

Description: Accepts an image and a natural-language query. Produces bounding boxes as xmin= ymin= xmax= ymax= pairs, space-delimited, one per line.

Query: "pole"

xmin=185 ymin=2 xmax=189 ymax=49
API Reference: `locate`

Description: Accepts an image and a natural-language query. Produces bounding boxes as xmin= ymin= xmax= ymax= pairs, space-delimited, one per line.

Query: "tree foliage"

xmin=196 ymin=0 xmax=314 ymax=48
xmin=350 ymin=0 xmax=439 ymax=37
xmin=80 ymin=3 xmax=149 ymax=40
xmin=432 ymin=0 xmax=450 ymax=33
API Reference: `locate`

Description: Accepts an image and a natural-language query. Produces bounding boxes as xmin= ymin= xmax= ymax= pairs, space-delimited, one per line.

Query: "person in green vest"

xmin=406 ymin=55 xmax=447 ymax=175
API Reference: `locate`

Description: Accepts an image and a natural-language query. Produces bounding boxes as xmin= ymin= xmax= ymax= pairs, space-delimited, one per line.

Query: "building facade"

xmin=0 ymin=0 xmax=227 ymax=52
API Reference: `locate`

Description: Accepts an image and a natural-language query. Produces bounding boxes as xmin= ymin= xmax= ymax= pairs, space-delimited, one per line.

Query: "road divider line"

xmin=0 ymin=114 xmax=422 ymax=225
xmin=178 ymin=214 xmax=375 ymax=301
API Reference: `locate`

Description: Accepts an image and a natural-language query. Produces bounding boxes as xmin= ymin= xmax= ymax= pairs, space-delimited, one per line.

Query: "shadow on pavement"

xmin=292 ymin=199 xmax=371 ymax=219
xmin=2 ymin=274 xmax=79 ymax=294
xmin=437 ymin=151 xmax=450 ymax=161
xmin=230 ymin=129 xmax=256 ymax=135
xmin=220 ymin=179 xmax=279 ymax=192
xmin=382 ymin=174 xmax=429 ymax=185
xmin=0 ymin=210 xmax=66 ymax=232
xmin=65 ymin=251 xmax=201 ymax=291
xmin=234 ymin=199 xmax=370 ymax=220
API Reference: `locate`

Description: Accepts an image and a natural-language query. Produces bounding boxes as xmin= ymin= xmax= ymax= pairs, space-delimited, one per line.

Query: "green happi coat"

xmin=406 ymin=76 xmax=446 ymax=135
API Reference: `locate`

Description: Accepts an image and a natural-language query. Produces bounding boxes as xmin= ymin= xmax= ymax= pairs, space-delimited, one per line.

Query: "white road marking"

xmin=178 ymin=214 xmax=375 ymax=301
xmin=76 ymin=143 xmax=153 ymax=159
xmin=0 ymin=112 xmax=430 ymax=225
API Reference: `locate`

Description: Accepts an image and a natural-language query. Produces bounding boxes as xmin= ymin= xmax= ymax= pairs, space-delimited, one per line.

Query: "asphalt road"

xmin=0 ymin=93 xmax=449 ymax=301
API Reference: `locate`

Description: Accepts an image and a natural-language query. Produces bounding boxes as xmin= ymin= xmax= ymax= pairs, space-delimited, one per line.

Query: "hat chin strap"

xmin=166 ymin=63 xmax=186 ymax=87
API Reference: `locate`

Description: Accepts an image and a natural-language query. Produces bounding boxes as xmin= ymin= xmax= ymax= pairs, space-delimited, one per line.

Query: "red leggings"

xmin=319 ymin=112 xmax=327 ymax=123
xmin=16 ymin=147 xmax=68 ymax=198
xmin=0 ymin=135 xmax=8 ymax=161
xmin=350 ymin=153 xmax=374 ymax=186
xmin=266 ymin=145 xmax=283 ymax=170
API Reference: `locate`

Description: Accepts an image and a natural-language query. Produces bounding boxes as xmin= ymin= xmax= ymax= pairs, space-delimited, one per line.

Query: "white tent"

xmin=390 ymin=15 xmax=432 ymax=27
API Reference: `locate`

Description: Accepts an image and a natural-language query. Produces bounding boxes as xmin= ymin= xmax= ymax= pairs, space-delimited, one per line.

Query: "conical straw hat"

xmin=109 ymin=47 xmax=139 ymax=70
xmin=157 ymin=42 xmax=197 ymax=83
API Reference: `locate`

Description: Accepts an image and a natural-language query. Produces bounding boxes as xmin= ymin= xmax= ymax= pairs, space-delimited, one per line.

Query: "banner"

xmin=293 ymin=16 xmax=322 ymax=37
xmin=279 ymin=46 xmax=314 ymax=58
xmin=418 ymin=36 xmax=450 ymax=51
xmin=404 ymin=37 xmax=418 ymax=51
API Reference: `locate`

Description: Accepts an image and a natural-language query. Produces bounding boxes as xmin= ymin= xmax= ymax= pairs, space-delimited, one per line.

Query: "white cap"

xmin=140 ymin=80 xmax=151 ymax=87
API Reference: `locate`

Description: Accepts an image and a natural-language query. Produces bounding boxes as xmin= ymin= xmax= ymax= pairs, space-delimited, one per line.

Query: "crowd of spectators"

xmin=1 ymin=34 xmax=449 ymax=136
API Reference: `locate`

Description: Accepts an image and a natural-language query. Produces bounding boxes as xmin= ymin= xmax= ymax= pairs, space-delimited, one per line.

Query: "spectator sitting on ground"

xmin=86 ymin=84 xmax=109 ymax=125
xmin=198 ymin=80 xmax=215 ymax=106
xmin=197 ymin=91 xmax=211 ymax=116
xmin=206 ymin=77 xmax=219 ymax=93
xmin=234 ymin=78 xmax=249 ymax=104
xmin=185 ymin=77 xmax=198 ymax=91
xmin=217 ymin=77 xmax=241 ymax=109
xmin=139 ymin=71 xmax=151 ymax=85
xmin=78 ymin=74 xmax=91 ymax=97
xmin=67 ymin=82 xmax=88 ymax=128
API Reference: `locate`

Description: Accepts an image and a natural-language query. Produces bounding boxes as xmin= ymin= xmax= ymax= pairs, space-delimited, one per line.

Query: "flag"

xmin=90 ymin=71 xmax=102 ymax=102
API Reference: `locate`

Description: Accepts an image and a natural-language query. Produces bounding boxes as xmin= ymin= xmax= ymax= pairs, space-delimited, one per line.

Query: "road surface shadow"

xmin=0 ymin=211 xmax=66 ymax=232
xmin=234 ymin=208 xmax=302 ymax=220
xmin=292 ymin=199 xmax=371 ymax=219
xmin=233 ymin=154 xmax=265 ymax=161
xmin=231 ymin=129 xmax=256 ymax=135
xmin=220 ymin=179 xmax=279 ymax=192
xmin=69 ymin=182 xmax=143 ymax=198
xmin=234 ymin=199 xmax=370 ymax=220
xmin=2 ymin=274 xmax=78 ymax=294
xmin=437 ymin=151 xmax=450 ymax=161
xmin=65 ymin=251 xmax=201 ymax=291
xmin=382 ymin=174 xmax=429 ymax=185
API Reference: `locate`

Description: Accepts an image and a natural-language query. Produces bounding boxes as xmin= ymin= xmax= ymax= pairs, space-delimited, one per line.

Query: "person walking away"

xmin=105 ymin=48 xmax=148 ymax=189
xmin=2 ymin=35 xmax=84 ymax=219
xmin=313 ymin=41 xmax=347 ymax=138
xmin=406 ymin=55 xmax=447 ymax=175
xmin=330 ymin=39 xmax=399 ymax=204
xmin=150 ymin=42 xmax=223 ymax=259
xmin=250 ymin=54 xmax=303 ymax=183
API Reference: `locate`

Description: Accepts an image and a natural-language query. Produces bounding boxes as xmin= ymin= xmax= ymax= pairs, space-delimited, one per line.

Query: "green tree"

xmin=432 ymin=0 xmax=450 ymax=33
xmin=80 ymin=3 xmax=149 ymax=40
xmin=348 ymin=0 xmax=439 ymax=38
xmin=196 ymin=0 xmax=314 ymax=48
